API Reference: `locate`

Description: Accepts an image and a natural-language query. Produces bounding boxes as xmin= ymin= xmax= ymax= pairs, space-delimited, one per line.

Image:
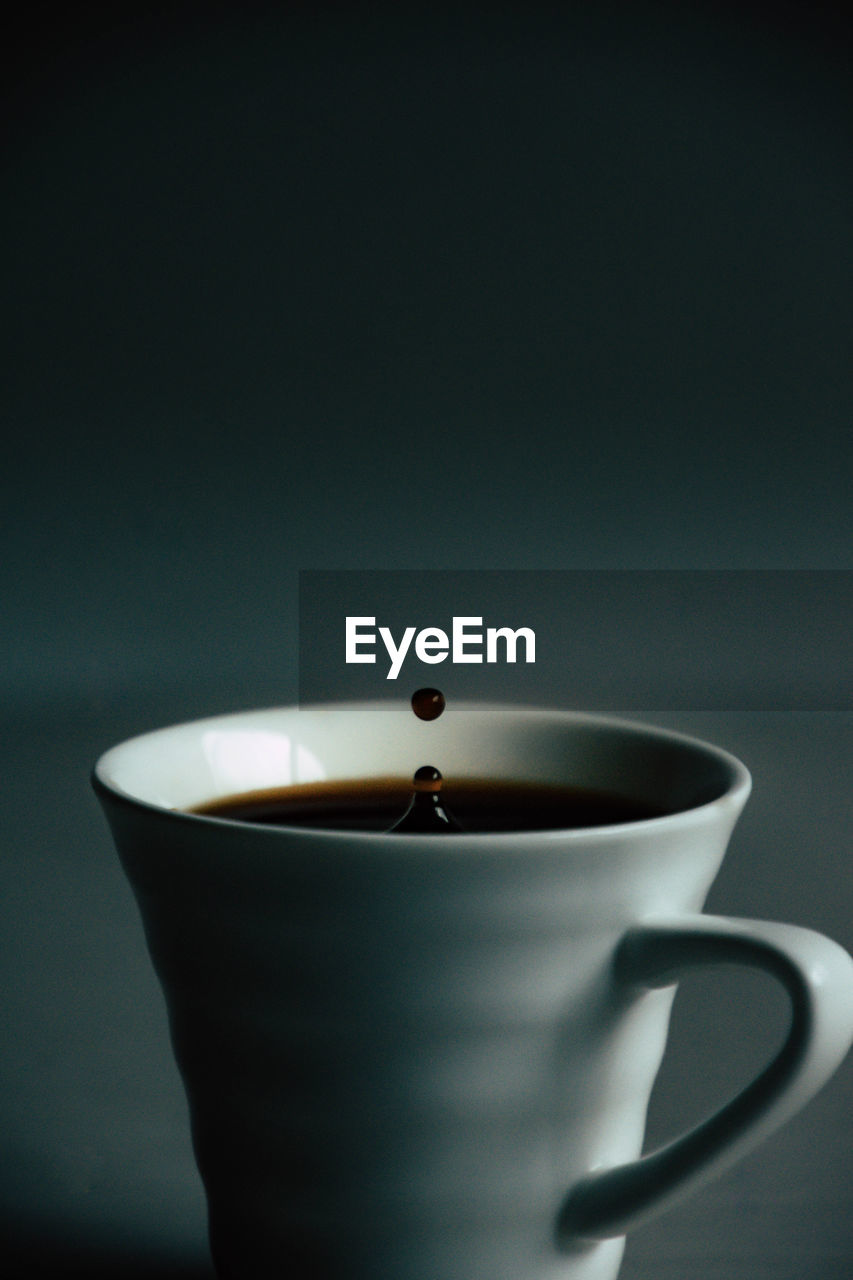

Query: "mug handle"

xmin=558 ymin=913 xmax=853 ymax=1241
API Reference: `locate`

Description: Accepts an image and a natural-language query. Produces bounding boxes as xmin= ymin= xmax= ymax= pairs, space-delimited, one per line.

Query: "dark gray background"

xmin=3 ymin=3 xmax=852 ymax=1277
xmin=298 ymin=570 xmax=853 ymax=707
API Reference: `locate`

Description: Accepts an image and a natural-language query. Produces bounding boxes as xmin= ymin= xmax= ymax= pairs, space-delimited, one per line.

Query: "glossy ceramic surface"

xmin=93 ymin=704 xmax=853 ymax=1280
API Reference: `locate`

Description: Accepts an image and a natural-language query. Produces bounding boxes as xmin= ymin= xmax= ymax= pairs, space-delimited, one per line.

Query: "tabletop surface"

xmin=4 ymin=5 xmax=853 ymax=1276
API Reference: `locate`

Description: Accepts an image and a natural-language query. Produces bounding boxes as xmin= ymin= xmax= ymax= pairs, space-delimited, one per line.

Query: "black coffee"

xmin=190 ymin=776 xmax=666 ymax=833
xmin=387 ymin=765 xmax=465 ymax=834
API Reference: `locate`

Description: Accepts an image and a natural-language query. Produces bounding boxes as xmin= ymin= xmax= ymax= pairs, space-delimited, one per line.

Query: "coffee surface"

xmin=190 ymin=776 xmax=666 ymax=833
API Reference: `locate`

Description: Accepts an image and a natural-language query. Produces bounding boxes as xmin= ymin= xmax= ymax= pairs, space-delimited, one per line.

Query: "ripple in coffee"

xmin=189 ymin=776 xmax=666 ymax=832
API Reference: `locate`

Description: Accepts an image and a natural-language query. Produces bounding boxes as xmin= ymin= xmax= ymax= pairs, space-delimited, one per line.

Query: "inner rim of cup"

xmin=93 ymin=702 xmax=750 ymax=829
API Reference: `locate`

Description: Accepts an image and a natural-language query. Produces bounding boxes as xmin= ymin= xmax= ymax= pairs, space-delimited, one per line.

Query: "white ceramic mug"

xmin=93 ymin=703 xmax=853 ymax=1280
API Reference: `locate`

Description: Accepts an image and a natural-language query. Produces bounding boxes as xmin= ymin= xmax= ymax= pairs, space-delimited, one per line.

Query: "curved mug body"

xmin=93 ymin=703 xmax=853 ymax=1280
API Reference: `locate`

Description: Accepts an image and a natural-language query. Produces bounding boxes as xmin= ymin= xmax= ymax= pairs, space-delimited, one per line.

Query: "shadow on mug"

xmin=92 ymin=703 xmax=853 ymax=1280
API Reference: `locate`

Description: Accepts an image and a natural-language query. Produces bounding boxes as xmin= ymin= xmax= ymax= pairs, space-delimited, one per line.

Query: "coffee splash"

xmin=387 ymin=765 xmax=464 ymax=834
xmin=387 ymin=689 xmax=462 ymax=833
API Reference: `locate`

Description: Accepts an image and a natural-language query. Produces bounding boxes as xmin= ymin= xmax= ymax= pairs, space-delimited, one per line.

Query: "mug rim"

xmin=92 ymin=702 xmax=752 ymax=845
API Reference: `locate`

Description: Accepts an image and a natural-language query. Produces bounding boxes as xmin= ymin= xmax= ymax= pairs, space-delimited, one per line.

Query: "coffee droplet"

xmin=387 ymin=765 xmax=464 ymax=834
xmin=411 ymin=688 xmax=446 ymax=721
xmin=413 ymin=764 xmax=442 ymax=792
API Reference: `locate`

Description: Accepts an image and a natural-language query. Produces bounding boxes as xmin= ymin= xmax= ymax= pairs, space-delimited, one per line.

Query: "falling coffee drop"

xmin=411 ymin=688 xmax=446 ymax=721
xmin=387 ymin=765 xmax=464 ymax=834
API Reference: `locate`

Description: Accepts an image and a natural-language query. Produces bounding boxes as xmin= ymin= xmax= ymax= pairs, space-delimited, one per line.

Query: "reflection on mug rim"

xmin=92 ymin=702 xmax=752 ymax=844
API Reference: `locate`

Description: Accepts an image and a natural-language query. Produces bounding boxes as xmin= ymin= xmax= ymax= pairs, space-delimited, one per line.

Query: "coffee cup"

xmin=93 ymin=703 xmax=853 ymax=1280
